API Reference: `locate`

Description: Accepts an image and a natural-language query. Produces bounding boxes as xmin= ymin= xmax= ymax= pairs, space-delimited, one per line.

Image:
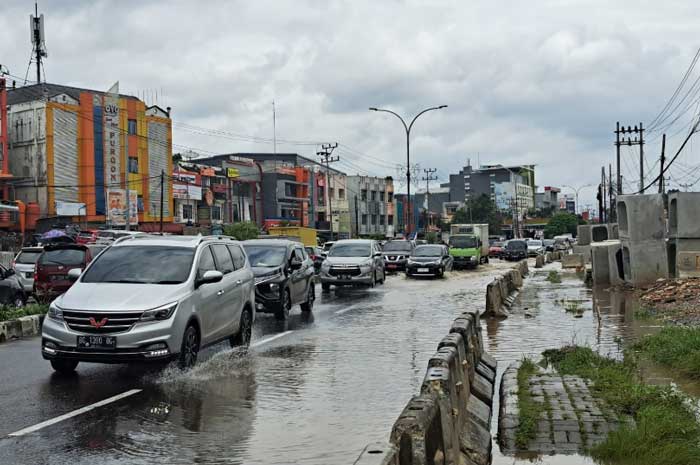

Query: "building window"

xmin=388 ymin=215 xmax=394 ymax=224
xmin=211 ymin=205 xmax=222 ymax=221
xmin=361 ymin=189 xmax=367 ymax=201
xmin=128 ymin=119 xmax=137 ymax=135
xmin=338 ymin=188 xmax=345 ymax=200
xmin=361 ymin=214 xmax=367 ymax=225
xmin=379 ymin=191 xmax=385 ymax=201
xmin=329 ymin=187 xmax=334 ymax=199
xmin=128 ymin=158 xmax=138 ymax=174
xmin=371 ymin=214 xmax=377 ymax=225
xmin=387 ymin=192 xmax=393 ymax=202
xmin=371 ymin=191 xmax=377 ymax=201
xmin=284 ymin=183 xmax=296 ymax=197
xmin=379 ymin=215 xmax=385 ymax=226
xmin=182 ymin=204 xmax=193 ymax=221
xmin=317 ymin=187 xmax=325 ymax=205
xmin=318 ymin=212 xmax=326 ymax=222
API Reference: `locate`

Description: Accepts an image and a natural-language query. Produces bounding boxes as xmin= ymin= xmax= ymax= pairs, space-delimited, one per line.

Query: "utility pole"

xmin=659 ymin=134 xmax=666 ymax=194
xmin=601 ymin=167 xmax=607 ymax=223
xmin=354 ymin=195 xmax=359 ymax=238
xmin=616 ymin=123 xmax=645 ymax=193
xmin=421 ymin=168 xmax=438 ymax=234
xmin=608 ymin=164 xmax=614 ymax=222
xmin=318 ymin=143 xmax=339 ymax=241
xmin=159 ymin=170 xmax=164 ymax=234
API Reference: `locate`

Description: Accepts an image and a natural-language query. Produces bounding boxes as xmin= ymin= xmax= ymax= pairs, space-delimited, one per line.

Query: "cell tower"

xmin=30 ymin=3 xmax=47 ymax=83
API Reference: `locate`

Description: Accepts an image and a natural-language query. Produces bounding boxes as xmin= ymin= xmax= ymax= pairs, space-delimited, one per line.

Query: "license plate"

xmin=77 ymin=335 xmax=116 ymax=350
xmin=50 ymin=275 xmax=67 ymax=281
xmin=387 ymin=264 xmax=397 ymax=269
xmin=340 ymin=275 xmax=350 ymax=280
xmin=417 ymin=268 xmax=430 ymax=273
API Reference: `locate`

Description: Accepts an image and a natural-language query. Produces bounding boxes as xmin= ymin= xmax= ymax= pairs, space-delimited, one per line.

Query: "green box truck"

xmin=449 ymin=224 xmax=490 ymax=269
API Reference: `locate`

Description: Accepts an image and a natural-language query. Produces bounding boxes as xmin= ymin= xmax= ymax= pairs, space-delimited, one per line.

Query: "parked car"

xmin=503 ymin=240 xmax=528 ymax=261
xmin=382 ymin=240 xmax=415 ymax=272
xmin=0 ymin=264 xmax=27 ymax=307
xmin=320 ymin=241 xmax=335 ymax=258
xmin=13 ymin=246 xmax=43 ymax=293
xmin=34 ymin=244 xmax=96 ymax=303
xmin=320 ymin=239 xmax=385 ymax=290
xmin=543 ymin=239 xmax=555 ymax=252
xmin=243 ymin=239 xmax=316 ymax=320
xmin=86 ymin=243 xmax=109 ymax=258
xmin=406 ymin=244 xmax=453 ymax=278
xmin=41 ymin=235 xmax=255 ymax=373
xmin=526 ymin=239 xmax=545 ymax=257
xmin=489 ymin=241 xmax=505 ymax=259
xmin=305 ymin=246 xmax=325 ymax=274
xmin=553 ymin=236 xmax=571 ymax=252
xmin=76 ymin=230 xmax=99 ymax=245
xmin=95 ymin=230 xmax=144 ymax=244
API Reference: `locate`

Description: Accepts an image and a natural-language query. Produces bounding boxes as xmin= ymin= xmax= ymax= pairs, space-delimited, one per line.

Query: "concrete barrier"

xmin=357 ymin=307 xmax=497 ymax=465
xmin=621 ymin=239 xmax=668 ymax=285
xmin=617 ymin=194 xmax=665 ymax=242
xmin=668 ymin=192 xmax=700 ymax=239
xmin=572 ymin=245 xmax=591 ymax=264
xmin=535 ymin=255 xmax=545 ymax=268
xmin=561 ymin=253 xmax=584 ymax=269
xmin=0 ymin=314 xmax=43 ymax=343
xmin=591 ymin=240 xmax=622 ymax=285
xmin=577 ymin=225 xmax=592 ymax=246
xmin=483 ymin=261 xmax=529 ymax=318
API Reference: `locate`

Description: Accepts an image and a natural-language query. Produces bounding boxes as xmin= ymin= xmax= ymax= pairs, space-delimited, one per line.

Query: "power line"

xmin=648 ymin=47 xmax=700 ymax=131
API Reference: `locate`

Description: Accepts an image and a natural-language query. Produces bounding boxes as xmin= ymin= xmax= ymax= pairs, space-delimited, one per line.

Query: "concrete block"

xmin=591 ymin=224 xmax=611 ymax=243
xmin=668 ymin=238 xmax=700 ymax=278
xmin=605 ymin=240 xmax=624 ymax=286
xmin=18 ymin=315 xmax=41 ymax=337
xmin=562 ymin=253 xmax=584 ymax=268
xmin=460 ymin=414 xmax=492 ymax=465
xmin=577 ymin=225 xmax=592 ymax=246
xmin=573 ymin=245 xmax=591 ymax=263
xmin=668 ymin=192 xmax=700 ymax=238
xmin=591 ymin=242 xmax=611 ymax=284
xmin=535 ymin=255 xmax=545 ymax=268
xmin=353 ymin=443 xmax=398 ymax=465
xmin=421 ymin=367 xmax=462 ymax=465
xmin=471 ymin=372 xmax=494 ymax=408
xmin=617 ymin=194 xmax=665 ymax=242
xmin=621 ymin=239 xmax=668 ymax=286
xmin=390 ymin=395 xmax=446 ymax=465
xmin=609 ymin=223 xmax=619 ymax=239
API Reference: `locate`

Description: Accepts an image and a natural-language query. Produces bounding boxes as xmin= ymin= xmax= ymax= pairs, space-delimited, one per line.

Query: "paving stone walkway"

xmin=499 ymin=363 xmax=634 ymax=455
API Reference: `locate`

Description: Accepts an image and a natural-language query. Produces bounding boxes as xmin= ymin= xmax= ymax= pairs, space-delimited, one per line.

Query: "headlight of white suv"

xmin=48 ymin=302 xmax=64 ymax=321
xmin=359 ymin=260 xmax=373 ymax=270
xmin=140 ymin=302 xmax=178 ymax=322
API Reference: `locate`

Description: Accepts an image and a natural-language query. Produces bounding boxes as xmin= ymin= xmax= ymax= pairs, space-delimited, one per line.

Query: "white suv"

xmin=41 ymin=235 xmax=255 ymax=373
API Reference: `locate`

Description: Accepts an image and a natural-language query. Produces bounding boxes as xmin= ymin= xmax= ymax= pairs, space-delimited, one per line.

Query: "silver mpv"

xmin=41 ymin=235 xmax=255 ymax=373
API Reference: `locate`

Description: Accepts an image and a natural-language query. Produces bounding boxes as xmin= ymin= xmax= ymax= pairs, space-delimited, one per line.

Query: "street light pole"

xmin=369 ymin=105 xmax=447 ymax=238
xmin=562 ymin=184 xmax=593 ymax=215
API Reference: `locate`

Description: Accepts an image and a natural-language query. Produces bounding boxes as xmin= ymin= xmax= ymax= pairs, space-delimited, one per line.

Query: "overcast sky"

xmin=2 ymin=0 xmax=699 ymax=209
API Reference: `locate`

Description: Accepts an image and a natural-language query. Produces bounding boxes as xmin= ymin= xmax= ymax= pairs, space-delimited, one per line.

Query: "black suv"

xmin=382 ymin=240 xmax=415 ymax=272
xmin=243 ymin=239 xmax=316 ymax=320
xmin=503 ymin=240 xmax=528 ymax=261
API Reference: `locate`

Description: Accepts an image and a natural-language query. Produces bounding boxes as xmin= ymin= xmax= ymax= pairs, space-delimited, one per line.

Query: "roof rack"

xmin=198 ymin=235 xmax=234 ymax=244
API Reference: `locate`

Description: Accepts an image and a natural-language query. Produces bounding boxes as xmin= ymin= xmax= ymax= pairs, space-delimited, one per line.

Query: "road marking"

xmin=7 ymin=388 xmax=142 ymax=437
xmin=335 ymin=303 xmax=364 ymax=315
xmin=251 ymin=330 xmax=293 ymax=348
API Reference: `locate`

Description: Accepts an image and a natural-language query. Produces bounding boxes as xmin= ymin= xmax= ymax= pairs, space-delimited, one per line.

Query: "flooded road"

xmin=0 ymin=262 xmax=511 ymax=465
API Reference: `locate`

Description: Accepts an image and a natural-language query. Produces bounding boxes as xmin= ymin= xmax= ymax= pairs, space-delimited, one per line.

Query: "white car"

xmin=526 ymin=240 xmax=545 ymax=257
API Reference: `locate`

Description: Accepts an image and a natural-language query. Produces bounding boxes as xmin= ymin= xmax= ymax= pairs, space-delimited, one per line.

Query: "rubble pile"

xmin=640 ymin=278 xmax=700 ymax=305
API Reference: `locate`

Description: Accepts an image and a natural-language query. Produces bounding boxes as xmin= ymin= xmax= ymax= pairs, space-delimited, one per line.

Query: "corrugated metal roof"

xmin=7 ymin=83 xmax=140 ymax=106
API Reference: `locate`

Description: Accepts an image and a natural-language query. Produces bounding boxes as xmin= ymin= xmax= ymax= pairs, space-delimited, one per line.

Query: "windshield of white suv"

xmin=383 ymin=241 xmax=412 ymax=252
xmin=81 ymin=246 xmax=195 ymax=284
xmin=243 ymin=245 xmax=287 ymax=267
xmin=328 ymin=243 xmax=371 ymax=257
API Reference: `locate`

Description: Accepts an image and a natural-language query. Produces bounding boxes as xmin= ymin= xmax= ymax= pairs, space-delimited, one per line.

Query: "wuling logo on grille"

xmin=89 ymin=317 xmax=108 ymax=329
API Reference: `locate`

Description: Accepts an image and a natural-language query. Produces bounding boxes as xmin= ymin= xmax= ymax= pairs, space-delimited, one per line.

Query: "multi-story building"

xmin=6 ymin=83 xmax=173 ymax=227
xmin=197 ymin=153 xmax=350 ymax=238
xmin=535 ymin=186 xmax=560 ymax=213
xmin=346 ymin=175 xmax=396 ymax=238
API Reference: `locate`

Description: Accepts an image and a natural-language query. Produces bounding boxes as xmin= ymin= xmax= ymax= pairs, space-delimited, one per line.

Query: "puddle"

xmin=486 ymin=261 xmax=700 ymax=465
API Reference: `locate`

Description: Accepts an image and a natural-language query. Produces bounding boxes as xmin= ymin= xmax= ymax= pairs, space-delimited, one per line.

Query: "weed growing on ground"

xmin=546 ymin=270 xmax=562 ymax=284
xmin=515 ymin=358 xmax=544 ymax=449
xmin=542 ymin=346 xmax=700 ymax=465
xmin=634 ymin=326 xmax=700 ymax=379
xmin=564 ymin=301 xmax=580 ymax=313
xmin=0 ymin=304 xmax=48 ymax=322
xmin=633 ymin=306 xmax=657 ymax=320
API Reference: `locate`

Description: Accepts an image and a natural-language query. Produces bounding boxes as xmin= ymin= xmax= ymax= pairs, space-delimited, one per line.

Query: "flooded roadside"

xmin=486 ymin=259 xmax=700 ymax=465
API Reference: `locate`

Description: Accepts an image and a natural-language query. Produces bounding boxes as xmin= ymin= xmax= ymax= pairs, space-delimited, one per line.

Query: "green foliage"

xmin=543 ymin=212 xmax=578 ymax=238
xmin=450 ymin=194 xmax=503 ymax=234
xmin=224 ymin=221 xmax=259 ymax=241
xmin=634 ymin=327 xmax=700 ymax=379
xmin=546 ymin=270 xmax=562 ymax=283
xmin=516 ymin=358 xmax=543 ymax=449
xmin=425 ymin=232 xmax=438 ymax=244
xmin=543 ymin=346 xmax=700 ymax=465
xmin=0 ymin=304 xmax=49 ymax=322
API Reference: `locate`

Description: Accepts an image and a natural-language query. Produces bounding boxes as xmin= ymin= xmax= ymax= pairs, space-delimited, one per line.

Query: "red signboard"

xmin=212 ymin=183 xmax=227 ymax=194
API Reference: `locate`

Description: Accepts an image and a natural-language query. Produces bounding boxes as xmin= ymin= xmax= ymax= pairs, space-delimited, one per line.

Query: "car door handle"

xmin=235 ymin=279 xmax=242 ymax=285
xmin=217 ymin=289 xmax=225 ymax=296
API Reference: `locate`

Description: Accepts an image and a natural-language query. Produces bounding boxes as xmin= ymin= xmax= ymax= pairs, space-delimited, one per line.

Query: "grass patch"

xmin=564 ymin=300 xmax=580 ymax=313
xmin=634 ymin=326 xmax=700 ymax=379
xmin=543 ymin=346 xmax=700 ymax=465
xmin=0 ymin=304 xmax=48 ymax=322
xmin=546 ymin=270 xmax=562 ymax=283
xmin=633 ymin=306 xmax=657 ymax=320
xmin=515 ymin=358 xmax=544 ymax=449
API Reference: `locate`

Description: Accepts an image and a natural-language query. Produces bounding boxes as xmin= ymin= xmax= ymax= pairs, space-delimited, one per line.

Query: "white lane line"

xmin=334 ymin=303 xmax=364 ymax=315
xmin=8 ymin=388 xmax=142 ymax=437
xmin=251 ymin=330 xmax=293 ymax=348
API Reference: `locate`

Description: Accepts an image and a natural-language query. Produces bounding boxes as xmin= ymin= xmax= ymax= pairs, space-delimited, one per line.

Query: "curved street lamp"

xmin=562 ymin=184 xmax=593 ymax=215
xmin=369 ymin=105 xmax=447 ymax=236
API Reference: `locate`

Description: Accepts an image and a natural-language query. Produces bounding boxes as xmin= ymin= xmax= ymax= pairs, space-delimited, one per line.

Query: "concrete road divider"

xmin=484 ymin=260 xmax=529 ymax=318
xmin=561 ymin=253 xmax=584 ymax=269
xmin=357 ymin=308 xmax=497 ymax=465
xmin=535 ymin=255 xmax=545 ymax=268
xmin=0 ymin=314 xmax=44 ymax=343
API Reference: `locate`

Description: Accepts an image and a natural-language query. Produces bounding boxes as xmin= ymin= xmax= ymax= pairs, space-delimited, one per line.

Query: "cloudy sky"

xmin=2 ymin=0 xmax=699 ymax=209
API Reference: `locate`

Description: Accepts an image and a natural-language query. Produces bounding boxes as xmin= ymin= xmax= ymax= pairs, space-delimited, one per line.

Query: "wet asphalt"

xmin=0 ymin=262 xmax=511 ymax=465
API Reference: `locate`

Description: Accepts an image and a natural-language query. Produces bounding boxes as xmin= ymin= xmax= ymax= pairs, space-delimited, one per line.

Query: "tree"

xmin=450 ymin=194 xmax=503 ymax=235
xmin=224 ymin=221 xmax=259 ymax=240
xmin=543 ymin=212 xmax=578 ymax=238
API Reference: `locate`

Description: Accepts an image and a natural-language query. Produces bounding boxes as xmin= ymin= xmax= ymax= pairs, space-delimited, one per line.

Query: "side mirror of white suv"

xmin=68 ymin=268 xmax=82 ymax=281
xmin=197 ymin=270 xmax=223 ymax=288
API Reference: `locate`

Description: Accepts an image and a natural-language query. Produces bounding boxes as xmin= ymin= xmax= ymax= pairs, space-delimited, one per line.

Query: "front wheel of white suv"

xmin=178 ymin=324 xmax=200 ymax=369
xmin=230 ymin=308 xmax=252 ymax=349
xmin=50 ymin=359 xmax=78 ymax=374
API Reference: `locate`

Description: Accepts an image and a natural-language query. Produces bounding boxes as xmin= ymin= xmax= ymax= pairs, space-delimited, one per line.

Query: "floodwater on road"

xmin=0 ymin=262 xmax=511 ymax=465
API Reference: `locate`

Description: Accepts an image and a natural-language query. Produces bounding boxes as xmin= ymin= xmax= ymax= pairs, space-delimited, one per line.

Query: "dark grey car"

xmin=406 ymin=245 xmax=453 ymax=278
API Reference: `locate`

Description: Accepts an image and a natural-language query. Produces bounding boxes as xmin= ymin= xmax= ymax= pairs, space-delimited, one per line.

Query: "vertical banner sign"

xmin=103 ymin=82 xmax=121 ymax=189
xmin=107 ymin=189 xmax=138 ymax=226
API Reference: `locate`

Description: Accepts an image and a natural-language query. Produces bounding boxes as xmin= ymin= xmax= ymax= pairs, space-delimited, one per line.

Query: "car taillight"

xmin=10 ymin=260 xmax=15 ymax=269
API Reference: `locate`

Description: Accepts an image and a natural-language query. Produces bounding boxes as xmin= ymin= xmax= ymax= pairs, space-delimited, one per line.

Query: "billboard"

xmin=55 ymin=201 xmax=86 ymax=217
xmin=173 ymin=183 xmax=202 ymax=200
xmin=103 ymin=83 xmax=121 ymax=186
xmin=107 ymin=189 xmax=138 ymax=226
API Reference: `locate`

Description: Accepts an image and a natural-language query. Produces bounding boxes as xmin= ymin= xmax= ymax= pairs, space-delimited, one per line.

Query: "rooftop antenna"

xmin=30 ymin=2 xmax=47 ymax=84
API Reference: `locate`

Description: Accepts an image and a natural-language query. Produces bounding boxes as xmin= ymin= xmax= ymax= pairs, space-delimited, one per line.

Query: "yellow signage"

xmin=227 ymin=168 xmax=240 ymax=178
